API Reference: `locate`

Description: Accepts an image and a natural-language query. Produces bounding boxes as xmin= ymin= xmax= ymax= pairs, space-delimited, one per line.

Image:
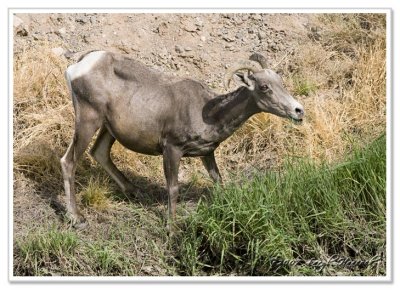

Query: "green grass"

xmin=15 ymin=223 xmax=151 ymax=276
xmin=14 ymin=135 xmax=386 ymax=276
xmin=293 ymin=76 xmax=317 ymax=96
xmin=14 ymin=204 xmax=171 ymax=276
xmin=16 ymin=227 xmax=79 ymax=276
xmin=86 ymin=242 xmax=136 ymax=275
xmin=175 ymin=134 xmax=386 ymax=276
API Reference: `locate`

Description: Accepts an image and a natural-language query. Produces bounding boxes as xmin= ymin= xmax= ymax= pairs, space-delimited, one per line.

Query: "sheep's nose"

xmin=295 ymin=107 xmax=304 ymax=119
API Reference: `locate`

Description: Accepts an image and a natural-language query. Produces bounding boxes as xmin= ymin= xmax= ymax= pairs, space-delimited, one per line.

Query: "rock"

xmin=258 ymin=31 xmax=267 ymax=40
xmin=13 ymin=15 xmax=28 ymax=36
xmin=252 ymin=14 xmax=262 ymax=20
xmin=55 ymin=27 xmax=67 ymax=37
xmin=63 ymin=50 xmax=75 ymax=59
xmin=222 ymin=35 xmax=235 ymax=42
xmin=235 ymin=32 xmax=244 ymax=40
xmin=200 ymin=36 xmax=206 ymax=42
xmin=16 ymin=27 xmax=28 ymax=36
xmin=131 ymin=44 xmax=139 ymax=51
xmin=175 ymin=45 xmax=184 ymax=53
xmin=269 ymin=43 xmax=277 ymax=51
xmin=234 ymin=17 xmax=243 ymax=25
xmin=116 ymin=41 xmax=131 ymax=54
xmin=181 ymin=20 xmax=198 ymax=32
xmin=136 ymin=28 xmax=148 ymax=39
xmin=184 ymin=46 xmax=192 ymax=51
xmin=308 ymin=26 xmax=322 ymax=41
xmin=179 ymin=51 xmax=195 ymax=58
xmin=195 ymin=19 xmax=204 ymax=28
xmin=51 ymin=47 xmax=65 ymax=57
xmin=32 ymin=32 xmax=45 ymax=41
xmin=155 ymin=22 xmax=168 ymax=35
xmin=75 ymin=15 xmax=89 ymax=24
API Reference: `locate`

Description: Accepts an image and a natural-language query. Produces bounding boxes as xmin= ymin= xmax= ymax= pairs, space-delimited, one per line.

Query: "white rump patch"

xmin=67 ymin=51 xmax=106 ymax=81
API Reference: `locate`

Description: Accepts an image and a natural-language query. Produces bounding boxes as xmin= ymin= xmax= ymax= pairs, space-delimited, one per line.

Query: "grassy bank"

xmin=14 ymin=135 xmax=386 ymax=276
xmin=175 ymin=135 xmax=386 ymax=276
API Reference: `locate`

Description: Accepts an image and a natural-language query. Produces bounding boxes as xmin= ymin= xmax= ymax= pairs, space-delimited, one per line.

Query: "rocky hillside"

xmin=13 ymin=13 xmax=316 ymax=90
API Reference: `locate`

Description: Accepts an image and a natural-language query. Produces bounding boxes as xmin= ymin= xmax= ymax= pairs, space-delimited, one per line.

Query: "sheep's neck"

xmin=203 ymin=87 xmax=260 ymax=142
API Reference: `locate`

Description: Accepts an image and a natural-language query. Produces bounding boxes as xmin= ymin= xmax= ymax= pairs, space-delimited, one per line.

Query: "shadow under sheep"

xmin=26 ymin=153 xmax=212 ymax=224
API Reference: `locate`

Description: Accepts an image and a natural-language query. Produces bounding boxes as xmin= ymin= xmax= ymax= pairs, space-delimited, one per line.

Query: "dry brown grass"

xmin=221 ymin=14 xmax=386 ymax=169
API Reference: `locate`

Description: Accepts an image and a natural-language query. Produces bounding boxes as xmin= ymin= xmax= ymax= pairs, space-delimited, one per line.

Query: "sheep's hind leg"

xmin=90 ymin=126 xmax=136 ymax=194
xmin=60 ymin=111 xmax=101 ymax=229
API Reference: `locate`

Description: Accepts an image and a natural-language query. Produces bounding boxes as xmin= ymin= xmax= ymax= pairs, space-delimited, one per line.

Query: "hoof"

xmin=166 ymin=221 xmax=180 ymax=237
xmin=66 ymin=212 xmax=88 ymax=230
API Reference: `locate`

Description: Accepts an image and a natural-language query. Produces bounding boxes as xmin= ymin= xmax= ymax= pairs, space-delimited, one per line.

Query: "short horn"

xmin=224 ymin=60 xmax=262 ymax=89
xmin=249 ymin=53 xmax=268 ymax=69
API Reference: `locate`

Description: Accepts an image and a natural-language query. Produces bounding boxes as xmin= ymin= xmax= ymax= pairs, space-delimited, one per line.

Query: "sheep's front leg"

xmin=201 ymin=152 xmax=223 ymax=184
xmin=162 ymin=145 xmax=182 ymax=231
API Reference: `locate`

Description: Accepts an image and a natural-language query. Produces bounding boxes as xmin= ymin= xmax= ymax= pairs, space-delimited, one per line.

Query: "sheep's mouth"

xmin=289 ymin=116 xmax=303 ymax=124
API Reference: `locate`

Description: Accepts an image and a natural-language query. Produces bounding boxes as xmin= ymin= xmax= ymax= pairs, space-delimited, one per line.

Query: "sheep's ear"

xmin=232 ymin=71 xmax=255 ymax=91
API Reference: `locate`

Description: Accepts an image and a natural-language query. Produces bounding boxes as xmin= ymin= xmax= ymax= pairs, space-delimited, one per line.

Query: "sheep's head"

xmin=224 ymin=53 xmax=304 ymax=122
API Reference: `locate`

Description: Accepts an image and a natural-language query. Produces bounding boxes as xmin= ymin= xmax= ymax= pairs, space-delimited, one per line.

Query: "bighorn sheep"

xmin=60 ymin=51 xmax=304 ymax=229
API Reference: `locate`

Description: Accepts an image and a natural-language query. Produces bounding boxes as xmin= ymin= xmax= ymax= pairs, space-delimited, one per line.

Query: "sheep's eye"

xmin=260 ymin=85 xmax=269 ymax=91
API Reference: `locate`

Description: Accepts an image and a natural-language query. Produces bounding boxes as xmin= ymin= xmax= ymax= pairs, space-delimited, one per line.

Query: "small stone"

xmin=156 ymin=22 xmax=168 ymax=35
xmin=200 ymin=36 xmax=206 ymax=42
xmin=195 ymin=20 xmax=203 ymax=27
xmin=58 ymin=27 xmax=67 ymax=35
xmin=241 ymin=14 xmax=249 ymax=21
xmin=234 ymin=17 xmax=243 ymax=25
xmin=258 ymin=31 xmax=267 ymax=40
xmin=175 ymin=45 xmax=184 ymax=53
xmin=64 ymin=50 xmax=74 ymax=59
xmin=75 ymin=16 xmax=88 ymax=24
xmin=13 ymin=15 xmax=28 ymax=36
xmin=131 ymin=44 xmax=139 ymax=51
xmin=184 ymin=46 xmax=192 ymax=51
xmin=252 ymin=14 xmax=262 ymax=20
xmin=182 ymin=21 xmax=198 ymax=32
xmin=51 ymin=47 xmax=65 ymax=57
xmin=32 ymin=32 xmax=45 ymax=41
xmin=180 ymin=51 xmax=194 ymax=58
xmin=235 ymin=32 xmax=244 ymax=40
xmin=16 ymin=27 xmax=28 ymax=36
xmin=222 ymin=35 xmax=235 ymax=42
